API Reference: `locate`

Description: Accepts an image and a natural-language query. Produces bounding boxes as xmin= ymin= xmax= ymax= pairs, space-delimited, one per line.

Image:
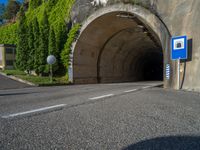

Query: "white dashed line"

xmin=124 ymin=89 xmax=138 ymax=93
xmin=89 ymin=94 xmax=114 ymax=100
xmin=142 ymin=86 xmax=152 ymax=89
xmin=1 ymin=104 xmax=66 ymax=119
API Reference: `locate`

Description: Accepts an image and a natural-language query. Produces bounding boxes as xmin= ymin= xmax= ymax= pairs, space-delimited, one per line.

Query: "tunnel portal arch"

xmin=70 ymin=4 xmax=177 ymax=89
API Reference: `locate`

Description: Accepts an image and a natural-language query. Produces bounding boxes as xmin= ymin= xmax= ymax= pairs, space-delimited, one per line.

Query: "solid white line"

xmin=1 ymin=104 xmax=66 ymax=119
xmin=124 ymin=89 xmax=138 ymax=93
xmin=89 ymin=94 xmax=114 ymax=100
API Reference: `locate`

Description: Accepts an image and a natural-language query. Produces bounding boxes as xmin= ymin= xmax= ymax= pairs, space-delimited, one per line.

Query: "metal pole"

xmin=50 ymin=65 xmax=53 ymax=83
xmin=177 ymin=59 xmax=180 ymax=90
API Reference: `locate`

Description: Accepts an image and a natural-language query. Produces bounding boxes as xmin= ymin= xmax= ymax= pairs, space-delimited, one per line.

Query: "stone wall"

xmin=71 ymin=0 xmax=200 ymax=91
xmin=154 ymin=0 xmax=200 ymax=91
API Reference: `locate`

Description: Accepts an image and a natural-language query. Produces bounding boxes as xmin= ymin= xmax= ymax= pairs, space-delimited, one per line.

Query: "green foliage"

xmin=0 ymin=23 xmax=18 ymax=44
xmin=16 ymin=74 xmax=68 ymax=85
xmin=27 ymin=22 xmax=35 ymax=72
xmin=0 ymin=0 xmax=75 ymax=78
xmin=47 ymin=0 xmax=58 ymax=9
xmin=29 ymin=0 xmax=42 ymax=10
xmin=38 ymin=30 xmax=47 ymax=74
xmin=48 ymin=27 xmax=59 ymax=72
xmin=37 ymin=10 xmax=49 ymax=74
xmin=49 ymin=27 xmax=57 ymax=55
xmin=0 ymin=0 xmax=74 ymax=44
xmin=16 ymin=6 xmax=29 ymax=70
xmin=41 ymin=10 xmax=49 ymax=44
xmin=1 ymin=69 xmax=26 ymax=76
xmin=33 ymin=17 xmax=40 ymax=74
xmin=1 ymin=69 xmax=68 ymax=85
xmin=61 ymin=24 xmax=81 ymax=69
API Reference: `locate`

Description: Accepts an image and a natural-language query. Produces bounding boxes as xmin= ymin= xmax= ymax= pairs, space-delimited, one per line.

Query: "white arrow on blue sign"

xmin=171 ymin=36 xmax=188 ymax=60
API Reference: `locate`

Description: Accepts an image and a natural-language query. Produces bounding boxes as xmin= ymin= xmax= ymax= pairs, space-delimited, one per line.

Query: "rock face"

xmin=71 ymin=0 xmax=152 ymax=23
xmin=71 ymin=0 xmax=200 ymax=91
xmin=71 ymin=0 xmax=96 ymax=24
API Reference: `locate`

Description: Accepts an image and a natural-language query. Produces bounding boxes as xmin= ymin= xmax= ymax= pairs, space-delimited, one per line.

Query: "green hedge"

xmin=0 ymin=0 xmax=74 ymax=45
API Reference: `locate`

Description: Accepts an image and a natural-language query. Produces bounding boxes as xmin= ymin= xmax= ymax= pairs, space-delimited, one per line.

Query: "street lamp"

xmin=47 ymin=55 xmax=56 ymax=83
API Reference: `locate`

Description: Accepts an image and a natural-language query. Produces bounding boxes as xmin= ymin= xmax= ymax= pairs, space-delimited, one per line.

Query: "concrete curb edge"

xmin=0 ymin=72 xmax=37 ymax=86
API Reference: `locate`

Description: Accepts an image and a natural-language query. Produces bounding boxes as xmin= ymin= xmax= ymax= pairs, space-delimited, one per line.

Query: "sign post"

xmin=171 ymin=36 xmax=187 ymax=89
xmin=47 ymin=55 xmax=56 ymax=83
xmin=177 ymin=59 xmax=180 ymax=89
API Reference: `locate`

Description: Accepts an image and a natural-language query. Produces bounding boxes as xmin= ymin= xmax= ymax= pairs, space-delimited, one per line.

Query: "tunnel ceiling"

xmin=73 ymin=12 xmax=163 ymax=84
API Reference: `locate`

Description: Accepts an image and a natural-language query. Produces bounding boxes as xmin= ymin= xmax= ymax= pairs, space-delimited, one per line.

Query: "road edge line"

xmin=1 ymin=104 xmax=67 ymax=119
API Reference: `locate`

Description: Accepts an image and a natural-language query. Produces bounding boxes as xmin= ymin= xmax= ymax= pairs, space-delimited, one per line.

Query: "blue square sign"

xmin=171 ymin=36 xmax=188 ymax=60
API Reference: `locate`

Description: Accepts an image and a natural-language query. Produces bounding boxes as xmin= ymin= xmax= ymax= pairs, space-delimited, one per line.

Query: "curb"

xmin=0 ymin=72 xmax=37 ymax=86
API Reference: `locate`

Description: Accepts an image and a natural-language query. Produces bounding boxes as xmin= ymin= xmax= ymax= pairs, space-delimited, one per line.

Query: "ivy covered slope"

xmin=0 ymin=23 xmax=18 ymax=44
xmin=0 ymin=0 xmax=74 ymax=45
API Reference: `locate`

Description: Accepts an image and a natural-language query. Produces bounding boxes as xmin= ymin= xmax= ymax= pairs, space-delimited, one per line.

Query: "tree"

xmin=32 ymin=17 xmax=40 ymax=74
xmin=0 ymin=3 xmax=5 ymax=17
xmin=48 ymin=27 xmax=59 ymax=72
xmin=48 ymin=0 xmax=57 ymax=8
xmin=37 ymin=10 xmax=49 ymax=75
xmin=56 ymin=23 xmax=69 ymax=56
xmin=37 ymin=30 xmax=47 ymax=75
xmin=29 ymin=0 xmax=42 ymax=9
xmin=3 ymin=0 xmax=21 ymax=20
xmin=41 ymin=10 xmax=49 ymax=52
xmin=16 ymin=6 xmax=28 ymax=70
xmin=49 ymin=27 xmax=58 ymax=56
xmin=27 ymin=22 xmax=35 ymax=73
xmin=0 ymin=4 xmax=5 ymax=24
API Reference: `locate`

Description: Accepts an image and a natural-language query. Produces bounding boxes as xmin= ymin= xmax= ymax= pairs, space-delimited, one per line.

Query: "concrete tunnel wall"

xmin=70 ymin=4 xmax=178 ymax=89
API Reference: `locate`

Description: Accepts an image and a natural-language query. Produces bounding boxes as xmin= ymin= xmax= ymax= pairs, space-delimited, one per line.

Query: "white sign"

xmin=47 ymin=55 xmax=56 ymax=65
xmin=173 ymin=38 xmax=185 ymax=50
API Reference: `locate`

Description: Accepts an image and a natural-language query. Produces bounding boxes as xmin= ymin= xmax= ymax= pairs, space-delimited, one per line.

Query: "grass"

xmin=16 ymin=75 xmax=69 ymax=85
xmin=0 ymin=69 xmax=69 ymax=86
xmin=1 ymin=69 xmax=26 ymax=76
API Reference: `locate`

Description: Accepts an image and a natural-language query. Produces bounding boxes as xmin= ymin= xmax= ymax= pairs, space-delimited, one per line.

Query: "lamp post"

xmin=47 ymin=55 xmax=56 ymax=83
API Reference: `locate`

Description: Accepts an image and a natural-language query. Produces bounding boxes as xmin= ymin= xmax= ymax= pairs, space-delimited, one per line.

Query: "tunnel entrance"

xmin=96 ymin=22 xmax=164 ymax=83
xmin=71 ymin=4 xmax=174 ymax=88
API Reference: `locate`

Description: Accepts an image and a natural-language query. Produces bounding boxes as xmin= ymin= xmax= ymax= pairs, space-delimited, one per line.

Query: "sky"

xmin=0 ymin=0 xmax=23 ymax=5
xmin=0 ymin=0 xmax=7 ymax=4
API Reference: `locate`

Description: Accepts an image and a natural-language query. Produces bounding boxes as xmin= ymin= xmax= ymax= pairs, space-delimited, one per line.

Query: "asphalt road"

xmin=1 ymin=82 xmax=200 ymax=150
xmin=0 ymin=74 xmax=31 ymax=90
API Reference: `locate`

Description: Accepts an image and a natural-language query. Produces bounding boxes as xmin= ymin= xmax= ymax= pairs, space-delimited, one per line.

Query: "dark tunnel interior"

xmin=134 ymin=52 xmax=163 ymax=81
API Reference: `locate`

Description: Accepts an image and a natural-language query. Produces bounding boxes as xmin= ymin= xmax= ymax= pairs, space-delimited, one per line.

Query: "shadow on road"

xmin=0 ymin=92 xmax=38 ymax=97
xmin=123 ymin=136 xmax=200 ymax=150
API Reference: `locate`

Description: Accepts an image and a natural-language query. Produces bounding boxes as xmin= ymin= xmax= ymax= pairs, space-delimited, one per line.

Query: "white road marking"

xmin=142 ymin=86 xmax=152 ymax=89
xmin=124 ymin=84 xmax=161 ymax=93
xmin=1 ymin=104 xmax=66 ymax=119
xmin=124 ymin=89 xmax=138 ymax=93
xmin=89 ymin=94 xmax=114 ymax=100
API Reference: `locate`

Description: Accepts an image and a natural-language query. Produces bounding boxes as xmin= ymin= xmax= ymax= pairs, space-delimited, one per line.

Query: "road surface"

xmin=0 ymin=74 xmax=31 ymax=90
xmin=1 ymin=82 xmax=200 ymax=149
